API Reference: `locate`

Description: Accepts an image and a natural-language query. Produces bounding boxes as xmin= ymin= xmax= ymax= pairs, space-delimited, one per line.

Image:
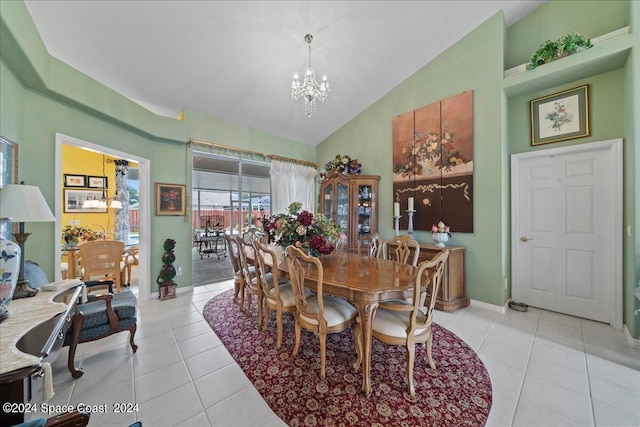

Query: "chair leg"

xmin=353 ymin=318 xmax=363 ymax=369
xmin=319 ymin=332 xmax=327 ymax=380
xmin=233 ymin=278 xmax=240 ymax=303
xmin=129 ymin=322 xmax=138 ymax=353
xmin=426 ymin=331 xmax=435 ymax=369
xmin=67 ymin=314 xmax=85 ymax=379
xmin=275 ymin=309 xmax=283 ymax=350
xmin=406 ymin=344 xmax=416 ymax=397
xmin=292 ymin=320 xmax=301 ymax=356
xmin=256 ymin=294 xmax=263 ymax=329
xmin=238 ymin=281 xmax=246 ymax=312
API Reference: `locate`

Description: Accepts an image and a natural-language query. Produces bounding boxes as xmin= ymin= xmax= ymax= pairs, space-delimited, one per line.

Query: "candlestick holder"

xmin=406 ymin=210 xmax=416 ymax=235
xmin=393 ymin=215 xmax=401 ymax=236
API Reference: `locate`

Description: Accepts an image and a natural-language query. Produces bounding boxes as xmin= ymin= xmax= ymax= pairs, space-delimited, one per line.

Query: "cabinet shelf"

xmin=503 ymin=30 xmax=632 ymax=98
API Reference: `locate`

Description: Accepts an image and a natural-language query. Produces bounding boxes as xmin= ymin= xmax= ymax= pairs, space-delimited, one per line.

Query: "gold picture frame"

xmin=155 ymin=183 xmax=186 ymax=216
xmin=530 ymin=85 xmax=590 ymax=146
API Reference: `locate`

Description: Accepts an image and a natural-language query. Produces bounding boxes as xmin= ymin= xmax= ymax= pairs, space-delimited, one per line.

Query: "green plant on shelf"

xmin=526 ymin=32 xmax=592 ymax=70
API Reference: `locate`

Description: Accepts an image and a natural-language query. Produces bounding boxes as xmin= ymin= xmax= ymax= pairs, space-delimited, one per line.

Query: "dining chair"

xmin=355 ymin=250 xmax=449 ymax=396
xmin=78 ymin=240 xmax=125 ymax=292
xmin=242 ymin=227 xmax=266 ymax=244
xmin=121 ymin=247 xmax=139 ymax=286
xmin=235 ymin=236 xmax=263 ymax=326
xmin=334 ymin=235 xmax=348 ymax=252
xmin=286 ymin=246 xmax=358 ymax=379
xmin=379 ymin=234 xmax=420 ymax=266
xmin=254 ymin=240 xmax=308 ymax=349
xmin=225 ymin=234 xmax=245 ymax=304
xmin=357 ymin=233 xmax=380 ymax=258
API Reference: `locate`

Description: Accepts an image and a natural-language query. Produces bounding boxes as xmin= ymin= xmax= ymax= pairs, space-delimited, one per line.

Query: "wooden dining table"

xmin=251 ymin=248 xmax=417 ymax=397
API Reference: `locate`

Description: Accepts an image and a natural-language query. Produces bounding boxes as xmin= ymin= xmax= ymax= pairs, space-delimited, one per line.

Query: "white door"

xmin=511 ymin=139 xmax=622 ymax=326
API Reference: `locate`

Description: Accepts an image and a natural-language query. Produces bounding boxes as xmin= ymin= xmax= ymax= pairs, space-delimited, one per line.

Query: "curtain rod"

xmin=188 ymin=138 xmax=317 ymax=168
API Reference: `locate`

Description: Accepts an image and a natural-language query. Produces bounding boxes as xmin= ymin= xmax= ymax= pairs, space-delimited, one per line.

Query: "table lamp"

xmin=0 ymin=183 xmax=55 ymax=298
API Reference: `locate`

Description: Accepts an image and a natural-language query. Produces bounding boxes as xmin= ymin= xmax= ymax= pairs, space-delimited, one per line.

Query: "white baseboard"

xmin=150 ymin=285 xmax=193 ymax=300
xmin=624 ymin=324 xmax=640 ymax=349
xmin=470 ymin=299 xmax=507 ymax=314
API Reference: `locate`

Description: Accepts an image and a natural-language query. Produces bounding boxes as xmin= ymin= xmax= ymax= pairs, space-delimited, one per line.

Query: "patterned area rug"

xmin=203 ymin=290 xmax=492 ymax=426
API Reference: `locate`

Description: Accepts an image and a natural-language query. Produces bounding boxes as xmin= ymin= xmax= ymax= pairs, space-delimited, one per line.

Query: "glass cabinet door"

xmin=357 ymin=184 xmax=373 ymax=239
xmin=336 ymin=182 xmax=349 ymax=234
xmin=322 ymin=185 xmax=334 ymax=219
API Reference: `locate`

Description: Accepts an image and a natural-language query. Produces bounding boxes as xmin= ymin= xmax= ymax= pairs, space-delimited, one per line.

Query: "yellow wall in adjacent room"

xmin=61 ymin=145 xmax=117 ymax=240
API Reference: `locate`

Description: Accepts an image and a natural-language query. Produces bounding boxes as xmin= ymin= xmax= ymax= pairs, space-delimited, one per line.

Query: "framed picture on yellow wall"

xmin=64 ymin=174 xmax=86 ymax=188
xmin=64 ymin=189 xmax=107 ymax=213
xmin=88 ymin=175 xmax=108 ymax=189
xmin=155 ymin=183 xmax=186 ymax=216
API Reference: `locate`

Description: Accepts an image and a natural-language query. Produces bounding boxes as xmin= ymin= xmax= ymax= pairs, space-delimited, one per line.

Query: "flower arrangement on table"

xmin=319 ymin=154 xmax=362 ymax=180
xmin=262 ymin=202 xmax=342 ymax=257
xmin=62 ymin=225 xmax=105 ymax=244
xmin=394 ymin=127 xmax=468 ymax=178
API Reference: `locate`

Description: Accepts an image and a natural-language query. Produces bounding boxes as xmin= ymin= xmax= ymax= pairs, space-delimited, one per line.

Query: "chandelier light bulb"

xmin=291 ymin=33 xmax=330 ymax=117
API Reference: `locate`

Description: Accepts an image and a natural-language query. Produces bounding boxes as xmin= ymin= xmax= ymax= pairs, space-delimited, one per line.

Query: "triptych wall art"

xmin=392 ymin=91 xmax=474 ymax=232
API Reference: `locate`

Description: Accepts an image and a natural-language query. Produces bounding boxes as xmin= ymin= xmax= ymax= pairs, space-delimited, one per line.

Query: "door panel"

xmin=513 ymin=145 xmax=612 ymax=323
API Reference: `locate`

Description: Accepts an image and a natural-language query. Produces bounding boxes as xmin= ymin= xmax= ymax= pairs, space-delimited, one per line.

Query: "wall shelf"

xmin=503 ymin=32 xmax=633 ymax=98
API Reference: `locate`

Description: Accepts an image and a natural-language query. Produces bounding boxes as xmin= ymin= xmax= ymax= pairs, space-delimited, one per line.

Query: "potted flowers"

xmin=263 ymin=202 xmax=342 ymax=257
xmin=320 ymin=154 xmax=362 ymax=180
xmin=431 ymin=221 xmax=451 ymax=248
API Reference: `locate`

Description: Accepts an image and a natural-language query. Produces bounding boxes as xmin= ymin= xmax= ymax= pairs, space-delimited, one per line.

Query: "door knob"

xmin=520 ymin=236 xmax=533 ymax=242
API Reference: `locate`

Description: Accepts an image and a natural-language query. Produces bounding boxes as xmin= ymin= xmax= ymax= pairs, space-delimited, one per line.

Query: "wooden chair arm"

xmin=89 ymin=294 xmax=119 ymax=328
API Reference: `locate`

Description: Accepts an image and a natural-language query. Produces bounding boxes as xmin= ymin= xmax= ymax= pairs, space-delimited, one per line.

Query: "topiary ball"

xmin=162 ymin=252 xmax=176 ymax=264
xmin=163 ymin=239 xmax=176 ymax=251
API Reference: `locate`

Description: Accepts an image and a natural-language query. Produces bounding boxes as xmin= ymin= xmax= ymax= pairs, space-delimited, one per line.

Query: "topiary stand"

xmin=158 ymin=238 xmax=177 ymax=300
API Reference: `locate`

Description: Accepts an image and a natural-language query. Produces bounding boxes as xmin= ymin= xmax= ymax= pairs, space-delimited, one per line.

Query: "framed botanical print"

xmin=531 ymin=85 xmax=590 ymax=146
xmin=155 ymin=183 xmax=186 ymax=216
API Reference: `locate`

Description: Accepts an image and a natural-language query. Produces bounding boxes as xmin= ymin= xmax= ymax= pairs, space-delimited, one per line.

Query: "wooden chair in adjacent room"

xmin=379 ymin=234 xmax=420 ymax=266
xmin=254 ymin=240 xmax=307 ymax=349
xmin=235 ymin=236 xmax=263 ymax=327
xmin=242 ymin=227 xmax=266 ymax=244
xmin=357 ymin=233 xmax=380 ymax=258
xmin=355 ymin=250 xmax=449 ymax=396
xmin=78 ymin=240 xmax=125 ymax=292
xmin=286 ymin=246 xmax=358 ymax=379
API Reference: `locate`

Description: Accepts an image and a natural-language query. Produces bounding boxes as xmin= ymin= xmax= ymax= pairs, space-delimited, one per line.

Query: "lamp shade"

xmin=0 ymin=184 xmax=55 ymax=222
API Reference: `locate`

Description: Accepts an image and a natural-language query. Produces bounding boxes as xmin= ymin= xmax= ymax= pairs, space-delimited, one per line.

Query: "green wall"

xmin=316 ymin=1 xmax=639 ymax=337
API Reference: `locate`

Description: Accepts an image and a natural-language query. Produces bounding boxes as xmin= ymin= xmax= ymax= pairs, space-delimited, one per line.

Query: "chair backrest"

xmin=235 ymin=236 xmax=255 ymax=286
xmin=334 ymin=235 xmax=348 ymax=252
xmin=253 ymin=240 xmax=285 ymax=301
xmin=379 ymin=235 xmax=420 ymax=266
xmin=286 ymin=246 xmax=326 ymax=329
xmin=411 ymin=250 xmax=449 ymax=332
xmin=242 ymin=228 xmax=266 ymax=244
xmin=225 ymin=234 xmax=241 ymax=275
xmin=357 ymin=233 xmax=380 ymax=258
xmin=78 ymin=240 xmax=124 ymax=285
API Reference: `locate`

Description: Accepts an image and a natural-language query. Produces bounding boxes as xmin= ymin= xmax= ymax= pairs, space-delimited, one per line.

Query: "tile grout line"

xmin=509 ymin=308 xmax=541 ymax=426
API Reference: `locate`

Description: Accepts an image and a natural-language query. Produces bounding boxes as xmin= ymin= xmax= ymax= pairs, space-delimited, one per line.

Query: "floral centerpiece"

xmin=320 ymin=154 xmax=362 ymax=180
xmin=431 ymin=221 xmax=451 ymax=248
xmin=262 ymin=202 xmax=342 ymax=257
xmin=62 ymin=225 xmax=105 ymax=244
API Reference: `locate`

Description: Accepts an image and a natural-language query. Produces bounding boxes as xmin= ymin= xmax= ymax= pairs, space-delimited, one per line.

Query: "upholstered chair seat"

xmin=299 ymin=295 xmax=357 ymax=327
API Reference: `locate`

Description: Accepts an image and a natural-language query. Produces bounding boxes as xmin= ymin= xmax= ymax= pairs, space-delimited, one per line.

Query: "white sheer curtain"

xmin=270 ymin=160 xmax=317 ymax=214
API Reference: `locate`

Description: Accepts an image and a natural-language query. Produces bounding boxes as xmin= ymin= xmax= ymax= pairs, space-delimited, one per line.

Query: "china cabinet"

xmin=318 ymin=172 xmax=379 ymax=251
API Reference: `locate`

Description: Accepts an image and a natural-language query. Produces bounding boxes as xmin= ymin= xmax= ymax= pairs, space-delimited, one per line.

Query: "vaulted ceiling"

xmin=24 ymin=1 xmax=545 ymax=145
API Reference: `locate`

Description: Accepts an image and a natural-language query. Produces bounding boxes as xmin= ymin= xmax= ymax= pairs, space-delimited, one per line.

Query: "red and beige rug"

xmin=203 ymin=291 xmax=492 ymax=426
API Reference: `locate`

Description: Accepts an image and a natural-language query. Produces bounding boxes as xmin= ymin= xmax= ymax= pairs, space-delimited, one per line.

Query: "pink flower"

xmin=431 ymin=225 xmax=438 ymax=233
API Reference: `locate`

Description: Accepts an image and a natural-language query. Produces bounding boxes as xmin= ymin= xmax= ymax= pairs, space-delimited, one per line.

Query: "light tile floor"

xmin=46 ymin=280 xmax=640 ymax=426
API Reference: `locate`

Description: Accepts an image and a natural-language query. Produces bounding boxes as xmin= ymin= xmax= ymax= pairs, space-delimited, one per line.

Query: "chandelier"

xmin=291 ymin=34 xmax=330 ymax=117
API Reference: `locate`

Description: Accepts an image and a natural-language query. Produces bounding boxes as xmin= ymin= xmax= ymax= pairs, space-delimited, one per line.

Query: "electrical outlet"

xmin=504 ymin=278 xmax=508 ymax=290
xmin=176 ymin=266 xmax=182 ymax=276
